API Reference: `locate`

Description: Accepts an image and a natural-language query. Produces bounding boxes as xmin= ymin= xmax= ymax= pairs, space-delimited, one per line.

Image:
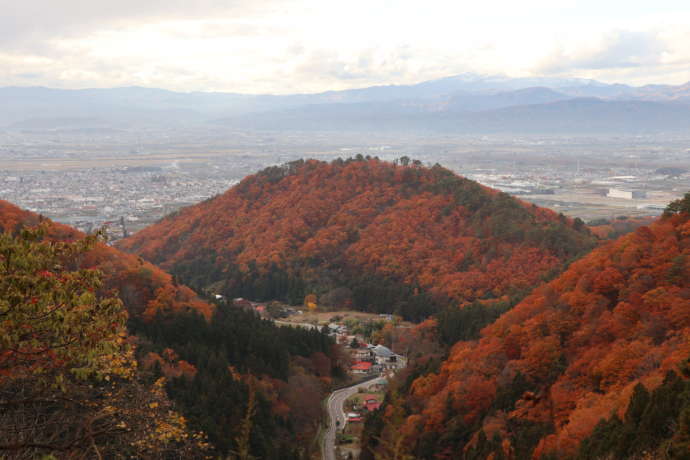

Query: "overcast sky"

xmin=2 ymin=0 xmax=689 ymax=94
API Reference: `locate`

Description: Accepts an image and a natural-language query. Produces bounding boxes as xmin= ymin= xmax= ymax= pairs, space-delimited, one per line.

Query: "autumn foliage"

xmin=376 ymin=206 xmax=690 ymax=458
xmin=0 ymin=199 xmax=212 ymax=321
xmin=588 ymin=215 xmax=658 ymax=239
xmin=118 ymin=158 xmax=595 ymax=317
xmin=1 ymin=199 xmax=346 ymax=457
xmin=0 ymin=222 xmax=208 ymax=458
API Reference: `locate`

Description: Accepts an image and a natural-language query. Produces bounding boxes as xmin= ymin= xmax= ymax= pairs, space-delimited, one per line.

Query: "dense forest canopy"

xmin=0 ymin=200 xmax=343 ymax=457
xmin=363 ymin=194 xmax=690 ymax=459
xmin=131 ymin=303 xmax=343 ymax=457
xmin=3 ymin=172 xmax=683 ymax=459
xmin=118 ymin=157 xmax=596 ymax=321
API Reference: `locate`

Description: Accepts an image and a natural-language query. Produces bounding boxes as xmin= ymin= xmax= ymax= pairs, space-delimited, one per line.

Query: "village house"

xmin=372 ymin=344 xmax=399 ymax=370
xmin=347 ymin=412 xmax=363 ymax=423
xmin=232 ymin=298 xmax=254 ymax=311
xmin=360 ymin=394 xmax=382 ymax=412
xmin=351 ymin=343 xmax=373 ymax=361
xmin=351 ymin=361 xmax=373 ymax=374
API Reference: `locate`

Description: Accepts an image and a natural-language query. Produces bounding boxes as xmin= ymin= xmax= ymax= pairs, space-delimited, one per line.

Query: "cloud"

xmin=536 ymin=30 xmax=667 ymax=74
xmin=1 ymin=1 xmax=689 ymax=92
xmin=290 ymin=46 xmax=454 ymax=90
xmin=0 ymin=0 xmax=271 ymax=52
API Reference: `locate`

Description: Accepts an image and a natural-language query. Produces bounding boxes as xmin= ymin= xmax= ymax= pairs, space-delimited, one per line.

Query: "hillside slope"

xmin=0 ymin=200 xmax=341 ymax=457
xmin=371 ymin=198 xmax=690 ymax=459
xmin=0 ymin=199 xmax=212 ymax=320
xmin=118 ymin=158 xmax=596 ymax=320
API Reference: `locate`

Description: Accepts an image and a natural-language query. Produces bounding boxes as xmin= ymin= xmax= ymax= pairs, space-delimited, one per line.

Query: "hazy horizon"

xmin=1 ymin=72 xmax=688 ymax=97
xmin=2 ymin=0 xmax=690 ymax=94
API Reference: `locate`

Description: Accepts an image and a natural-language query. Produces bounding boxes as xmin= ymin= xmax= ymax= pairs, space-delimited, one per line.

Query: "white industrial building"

xmin=607 ymin=188 xmax=647 ymax=200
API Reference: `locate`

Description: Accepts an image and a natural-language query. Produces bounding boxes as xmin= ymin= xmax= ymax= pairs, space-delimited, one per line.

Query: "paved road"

xmin=322 ymin=376 xmax=385 ymax=460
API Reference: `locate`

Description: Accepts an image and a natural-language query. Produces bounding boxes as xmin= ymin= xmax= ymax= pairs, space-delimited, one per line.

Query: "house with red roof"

xmin=360 ymin=394 xmax=381 ymax=411
xmin=347 ymin=412 xmax=363 ymax=423
xmin=351 ymin=361 xmax=373 ymax=374
xmin=365 ymin=400 xmax=382 ymax=412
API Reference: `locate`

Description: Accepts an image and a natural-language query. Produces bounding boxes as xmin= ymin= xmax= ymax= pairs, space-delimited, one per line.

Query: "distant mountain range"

xmin=2 ymin=73 xmax=690 ymax=133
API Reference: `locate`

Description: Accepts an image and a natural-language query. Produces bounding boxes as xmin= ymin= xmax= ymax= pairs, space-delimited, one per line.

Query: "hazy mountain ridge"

xmin=215 ymin=96 xmax=690 ymax=133
xmin=3 ymin=74 xmax=690 ymax=133
xmin=444 ymin=87 xmax=570 ymax=112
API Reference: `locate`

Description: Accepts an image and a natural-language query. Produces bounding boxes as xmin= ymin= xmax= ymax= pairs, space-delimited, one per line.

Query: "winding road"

xmin=322 ymin=376 xmax=385 ymax=460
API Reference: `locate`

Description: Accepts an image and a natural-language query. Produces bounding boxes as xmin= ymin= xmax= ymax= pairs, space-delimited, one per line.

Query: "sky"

xmin=2 ymin=0 xmax=690 ymax=94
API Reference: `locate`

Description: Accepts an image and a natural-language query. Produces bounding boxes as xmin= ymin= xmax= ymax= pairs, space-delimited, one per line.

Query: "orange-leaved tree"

xmin=0 ymin=226 xmax=208 ymax=458
xmin=0 ymin=226 xmax=129 ymax=384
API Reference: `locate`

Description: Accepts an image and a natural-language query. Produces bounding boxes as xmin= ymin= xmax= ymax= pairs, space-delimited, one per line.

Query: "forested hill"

xmin=0 ymin=199 xmax=346 ymax=458
xmin=118 ymin=157 xmax=596 ymax=321
xmin=0 ymin=199 xmax=212 ymax=320
xmin=364 ymin=194 xmax=690 ymax=459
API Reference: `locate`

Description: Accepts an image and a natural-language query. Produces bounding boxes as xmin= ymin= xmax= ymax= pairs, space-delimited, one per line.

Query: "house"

xmin=360 ymin=394 xmax=382 ymax=412
xmin=347 ymin=412 xmax=363 ymax=423
xmin=372 ymin=344 xmax=401 ymax=370
xmin=351 ymin=344 xmax=373 ymax=361
xmin=232 ymin=298 xmax=254 ymax=311
xmin=365 ymin=400 xmax=382 ymax=412
xmin=351 ymin=361 xmax=373 ymax=374
xmin=372 ymin=344 xmax=396 ymax=363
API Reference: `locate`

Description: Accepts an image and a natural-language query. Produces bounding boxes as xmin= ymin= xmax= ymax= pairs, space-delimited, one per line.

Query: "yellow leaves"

xmin=304 ymin=293 xmax=318 ymax=311
xmin=228 ymin=365 xmax=241 ymax=382
xmin=101 ymin=405 xmax=117 ymax=415
xmin=0 ymin=227 xmax=131 ymax=388
xmin=151 ymin=411 xmax=189 ymax=443
xmin=97 ymin=346 xmax=136 ymax=380
xmin=103 ymin=377 xmax=209 ymax=455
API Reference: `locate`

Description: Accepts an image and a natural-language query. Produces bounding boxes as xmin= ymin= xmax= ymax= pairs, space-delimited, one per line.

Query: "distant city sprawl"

xmin=1 ymin=127 xmax=688 ymax=240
